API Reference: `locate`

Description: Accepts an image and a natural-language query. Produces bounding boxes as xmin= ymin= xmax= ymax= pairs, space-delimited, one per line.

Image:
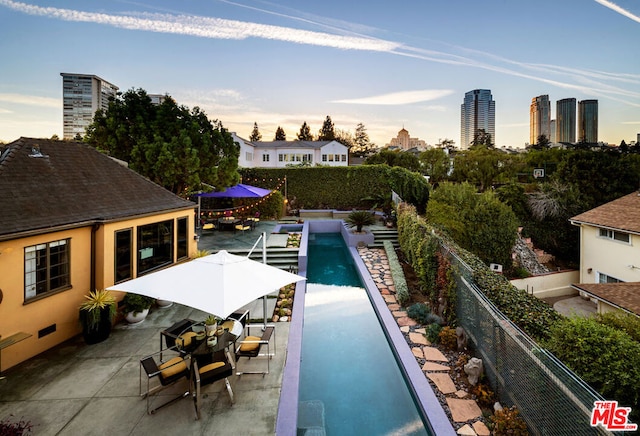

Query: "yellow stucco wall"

xmin=0 ymin=210 xmax=196 ymax=371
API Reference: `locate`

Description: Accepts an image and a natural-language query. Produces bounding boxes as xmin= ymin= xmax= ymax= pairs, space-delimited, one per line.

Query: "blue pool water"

xmin=298 ymin=233 xmax=428 ymax=435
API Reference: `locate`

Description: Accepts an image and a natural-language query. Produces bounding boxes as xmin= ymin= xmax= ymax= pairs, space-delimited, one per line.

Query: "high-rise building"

xmin=530 ymin=95 xmax=551 ymax=145
xmin=550 ymin=120 xmax=556 ymax=143
xmin=556 ymin=98 xmax=576 ymax=144
xmin=460 ymin=89 xmax=495 ymax=149
xmin=386 ymin=127 xmax=427 ymax=150
xmin=61 ymin=73 xmax=118 ymax=139
xmin=578 ymin=99 xmax=598 ymax=144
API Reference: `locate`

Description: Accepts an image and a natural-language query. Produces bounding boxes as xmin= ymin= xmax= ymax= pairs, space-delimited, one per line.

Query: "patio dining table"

xmin=217 ymin=217 xmax=240 ymax=231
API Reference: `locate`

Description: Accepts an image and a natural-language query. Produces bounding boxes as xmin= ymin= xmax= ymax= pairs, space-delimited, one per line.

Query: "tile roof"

xmin=0 ymin=138 xmax=195 ymax=239
xmin=572 ymin=282 xmax=640 ymax=315
xmin=570 ymin=191 xmax=640 ymax=234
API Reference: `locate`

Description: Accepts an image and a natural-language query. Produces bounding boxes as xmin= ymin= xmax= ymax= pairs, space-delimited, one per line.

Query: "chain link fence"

xmin=445 ymin=246 xmax=617 ymax=435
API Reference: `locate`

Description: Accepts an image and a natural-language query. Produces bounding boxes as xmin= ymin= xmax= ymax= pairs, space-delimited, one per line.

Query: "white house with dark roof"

xmin=569 ymin=191 xmax=640 ymax=316
xmin=232 ymin=133 xmax=349 ymax=168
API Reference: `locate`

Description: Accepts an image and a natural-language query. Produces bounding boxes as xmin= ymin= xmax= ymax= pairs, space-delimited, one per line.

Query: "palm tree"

xmin=346 ymin=210 xmax=376 ymax=233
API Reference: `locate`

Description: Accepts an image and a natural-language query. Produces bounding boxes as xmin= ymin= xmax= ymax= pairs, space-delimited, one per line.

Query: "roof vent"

xmin=29 ymin=145 xmax=48 ymax=158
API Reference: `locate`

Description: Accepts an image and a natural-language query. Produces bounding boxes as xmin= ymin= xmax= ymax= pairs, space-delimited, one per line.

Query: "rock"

xmin=494 ymin=402 xmax=503 ymax=412
xmin=456 ymin=424 xmax=476 ymax=435
xmin=464 ymin=357 xmax=483 ymax=386
xmin=456 ymin=326 xmax=467 ymax=351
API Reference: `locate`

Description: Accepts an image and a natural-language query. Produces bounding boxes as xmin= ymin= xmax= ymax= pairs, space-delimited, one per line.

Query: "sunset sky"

xmin=1 ymin=0 xmax=639 ymax=148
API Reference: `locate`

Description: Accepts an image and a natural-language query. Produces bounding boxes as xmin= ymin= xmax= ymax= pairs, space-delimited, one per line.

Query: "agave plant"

xmin=346 ymin=210 xmax=376 ymax=233
xmin=79 ymin=289 xmax=116 ymax=329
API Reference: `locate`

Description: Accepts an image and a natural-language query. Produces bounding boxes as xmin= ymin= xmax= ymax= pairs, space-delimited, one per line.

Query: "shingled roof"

xmin=0 ymin=137 xmax=195 ymax=239
xmin=572 ymin=282 xmax=640 ymax=316
xmin=570 ymin=191 xmax=640 ymax=234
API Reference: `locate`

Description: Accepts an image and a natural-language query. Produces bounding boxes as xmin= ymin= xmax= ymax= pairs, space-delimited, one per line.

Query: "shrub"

xmin=438 ymin=326 xmax=458 ymax=350
xmin=425 ymin=313 xmax=443 ymax=325
xmin=426 ymin=323 xmax=442 ymax=343
xmin=384 ymin=241 xmax=409 ymax=305
xmin=545 ymin=317 xmax=640 ymax=423
xmin=407 ymin=303 xmax=431 ymax=325
xmin=346 ymin=210 xmax=376 ymax=232
xmin=121 ymin=293 xmax=154 ymax=315
xmin=596 ymin=311 xmax=640 ymax=342
xmin=0 ymin=416 xmax=32 ymax=436
xmin=490 ymin=406 xmax=528 ymax=435
xmin=470 ymin=383 xmax=496 ymax=409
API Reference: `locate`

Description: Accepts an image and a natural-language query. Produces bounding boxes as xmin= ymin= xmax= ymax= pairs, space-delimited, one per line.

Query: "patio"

xmin=0 ymin=220 xmax=290 ymax=435
xmin=0 ymin=298 xmax=288 ymax=435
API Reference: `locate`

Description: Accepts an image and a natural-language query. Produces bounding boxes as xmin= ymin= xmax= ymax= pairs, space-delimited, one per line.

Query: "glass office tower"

xmin=460 ymin=89 xmax=495 ymax=149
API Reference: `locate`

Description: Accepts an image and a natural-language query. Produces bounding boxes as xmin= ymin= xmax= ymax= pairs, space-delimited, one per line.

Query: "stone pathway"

xmin=358 ymin=247 xmax=491 ymax=436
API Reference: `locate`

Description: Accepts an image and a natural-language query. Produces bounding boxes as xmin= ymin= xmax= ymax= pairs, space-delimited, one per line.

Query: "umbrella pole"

xmin=262 ymin=232 xmax=268 ymax=330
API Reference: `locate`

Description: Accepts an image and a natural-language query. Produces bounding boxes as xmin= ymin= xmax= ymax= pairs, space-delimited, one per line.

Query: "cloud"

xmin=594 ymin=0 xmax=640 ymax=24
xmin=0 ymin=0 xmax=400 ymax=52
xmin=333 ymin=89 xmax=454 ymax=105
xmin=0 ymin=93 xmax=59 ymax=108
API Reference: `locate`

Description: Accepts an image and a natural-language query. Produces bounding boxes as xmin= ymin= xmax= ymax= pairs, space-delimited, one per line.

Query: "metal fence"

xmin=445 ymin=247 xmax=615 ymax=435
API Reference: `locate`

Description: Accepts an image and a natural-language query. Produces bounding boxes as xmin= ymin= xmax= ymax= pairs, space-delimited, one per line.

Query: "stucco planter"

xmin=125 ymin=308 xmax=149 ymax=325
xmin=156 ymin=299 xmax=173 ymax=308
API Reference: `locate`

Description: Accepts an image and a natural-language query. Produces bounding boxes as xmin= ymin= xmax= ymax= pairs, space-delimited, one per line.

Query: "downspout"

xmin=91 ymin=222 xmax=101 ymax=292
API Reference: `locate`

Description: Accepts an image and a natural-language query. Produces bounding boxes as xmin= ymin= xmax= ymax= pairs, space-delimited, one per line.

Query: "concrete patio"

xmin=0 ymin=219 xmax=290 ymax=435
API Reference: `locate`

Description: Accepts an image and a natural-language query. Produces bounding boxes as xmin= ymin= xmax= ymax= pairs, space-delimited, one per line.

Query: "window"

xmin=341 ymin=154 xmax=347 ymax=162
xmin=598 ymin=273 xmax=622 ymax=284
xmin=322 ymin=154 xmax=327 ymax=162
xmin=177 ymin=217 xmax=188 ymax=260
xmin=114 ymin=229 xmax=132 ymax=283
xmin=137 ymin=219 xmax=174 ymax=274
xmin=279 ymin=154 xmax=284 ymax=162
xmin=599 ymin=228 xmax=630 ymax=244
xmin=328 ymin=154 xmax=334 ymax=162
xmin=245 ymin=152 xmax=253 ymax=161
xmin=262 ymin=154 xmax=270 ymax=162
xmin=25 ymin=239 xmax=70 ymax=300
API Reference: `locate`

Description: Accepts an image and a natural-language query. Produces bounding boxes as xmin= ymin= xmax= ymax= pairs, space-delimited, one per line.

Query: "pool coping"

xmin=275 ymin=220 xmax=456 ymax=435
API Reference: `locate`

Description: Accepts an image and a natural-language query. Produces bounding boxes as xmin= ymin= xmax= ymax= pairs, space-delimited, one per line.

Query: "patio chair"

xmin=191 ymin=349 xmax=235 ymax=420
xmin=139 ymin=348 xmax=191 ymax=414
xmin=234 ymin=219 xmax=254 ymax=233
xmin=220 ymin=310 xmax=249 ymax=340
xmin=249 ymin=212 xmax=260 ymax=223
xmin=235 ymin=324 xmax=276 ymax=376
xmin=160 ymin=318 xmax=198 ymax=358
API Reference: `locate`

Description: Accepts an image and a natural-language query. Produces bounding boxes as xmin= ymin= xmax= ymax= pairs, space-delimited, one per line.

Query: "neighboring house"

xmin=0 ymin=138 xmax=197 ymax=371
xmin=232 ymin=133 xmax=349 ymax=168
xmin=569 ymin=192 xmax=640 ymax=316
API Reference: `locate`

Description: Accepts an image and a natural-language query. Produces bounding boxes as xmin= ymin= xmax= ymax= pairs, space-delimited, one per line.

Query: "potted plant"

xmin=204 ymin=315 xmax=221 ymax=335
xmin=122 ymin=293 xmax=154 ymax=324
xmin=156 ymin=298 xmax=173 ymax=308
xmin=79 ymin=289 xmax=116 ymax=344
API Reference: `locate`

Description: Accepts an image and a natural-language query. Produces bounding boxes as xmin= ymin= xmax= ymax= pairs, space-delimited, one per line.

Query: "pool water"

xmin=298 ymin=233 xmax=428 ymax=435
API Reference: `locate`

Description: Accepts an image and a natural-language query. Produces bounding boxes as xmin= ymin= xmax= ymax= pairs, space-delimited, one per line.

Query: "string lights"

xmin=199 ymin=177 xmax=287 ymax=219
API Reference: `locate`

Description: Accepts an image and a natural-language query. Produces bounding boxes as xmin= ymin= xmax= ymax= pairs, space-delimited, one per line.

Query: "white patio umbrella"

xmin=106 ymin=249 xmax=305 ymax=320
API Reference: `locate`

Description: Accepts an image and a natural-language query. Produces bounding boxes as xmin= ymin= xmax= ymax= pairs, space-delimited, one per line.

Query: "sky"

xmin=1 ymin=0 xmax=639 ymax=148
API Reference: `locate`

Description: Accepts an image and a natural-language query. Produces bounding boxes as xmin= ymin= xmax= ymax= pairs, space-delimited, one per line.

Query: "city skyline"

xmin=1 ymin=0 xmax=639 ymax=148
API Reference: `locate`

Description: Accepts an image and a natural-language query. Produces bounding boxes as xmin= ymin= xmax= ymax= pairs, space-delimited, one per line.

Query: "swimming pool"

xmin=298 ymin=233 xmax=430 ymax=435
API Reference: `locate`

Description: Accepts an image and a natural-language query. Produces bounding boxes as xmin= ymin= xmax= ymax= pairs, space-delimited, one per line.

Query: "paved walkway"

xmin=358 ymin=247 xmax=491 ymax=436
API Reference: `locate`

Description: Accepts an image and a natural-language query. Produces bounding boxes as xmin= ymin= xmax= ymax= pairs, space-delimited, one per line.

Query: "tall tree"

xmin=419 ymin=147 xmax=450 ymax=184
xmin=297 ymin=121 xmax=313 ymax=141
xmin=352 ymin=122 xmax=376 ymax=157
xmin=470 ymin=129 xmax=493 ymax=148
xmin=85 ymin=88 xmax=239 ymax=195
xmin=334 ymin=129 xmax=354 ymax=149
xmin=249 ymin=122 xmax=262 ymax=141
xmin=274 ymin=126 xmax=286 ymax=141
xmin=318 ymin=115 xmax=336 ymax=141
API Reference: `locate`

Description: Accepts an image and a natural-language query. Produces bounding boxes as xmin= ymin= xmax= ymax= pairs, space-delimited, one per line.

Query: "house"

xmin=569 ymin=191 xmax=640 ymax=316
xmin=232 ymin=133 xmax=349 ymax=168
xmin=0 ymin=138 xmax=197 ymax=370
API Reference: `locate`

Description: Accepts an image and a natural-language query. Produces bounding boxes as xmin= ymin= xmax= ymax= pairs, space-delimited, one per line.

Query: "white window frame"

xmin=598 ymin=228 xmax=630 ymax=244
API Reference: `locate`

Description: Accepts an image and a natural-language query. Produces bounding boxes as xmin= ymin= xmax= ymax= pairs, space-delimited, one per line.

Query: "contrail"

xmin=0 ymin=0 xmax=400 ymax=52
xmin=594 ymin=0 xmax=640 ymax=24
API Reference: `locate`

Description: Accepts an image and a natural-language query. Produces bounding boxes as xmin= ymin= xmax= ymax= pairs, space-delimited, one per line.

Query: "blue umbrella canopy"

xmin=196 ymin=183 xmax=272 ymax=198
